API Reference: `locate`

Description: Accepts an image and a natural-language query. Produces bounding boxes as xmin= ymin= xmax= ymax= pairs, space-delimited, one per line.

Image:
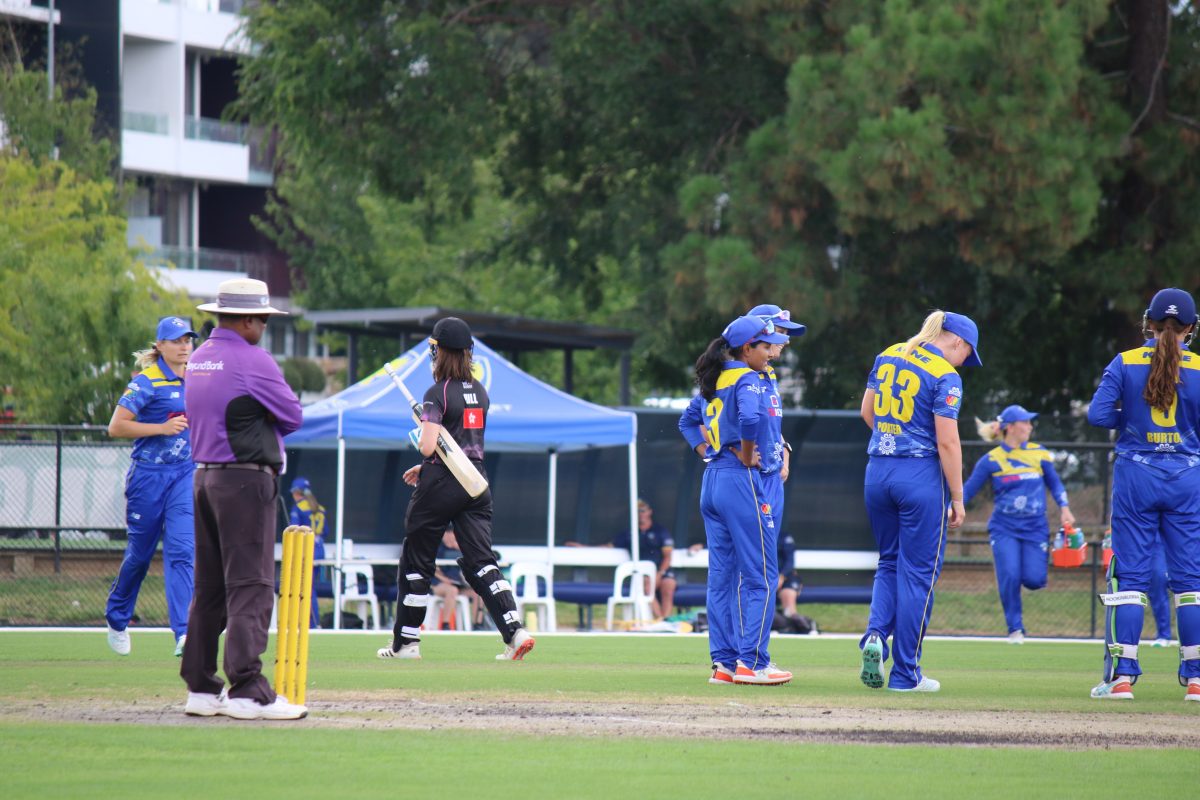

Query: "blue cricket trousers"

xmin=106 ymin=460 xmax=195 ymax=639
xmin=1106 ymin=457 xmax=1200 ymax=681
xmin=861 ymin=456 xmax=949 ymax=690
xmin=988 ymin=523 xmax=1048 ymax=635
xmin=701 ymin=464 xmax=779 ymax=671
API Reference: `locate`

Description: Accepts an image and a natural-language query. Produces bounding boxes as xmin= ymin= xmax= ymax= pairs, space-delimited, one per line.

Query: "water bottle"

xmin=1066 ymin=524 xmax=1084 ymax=549
xmin=1053 ymin=527 xmax=1065 ymax=550
xmin=1102 ymin=530 xmax=1112 ymax=551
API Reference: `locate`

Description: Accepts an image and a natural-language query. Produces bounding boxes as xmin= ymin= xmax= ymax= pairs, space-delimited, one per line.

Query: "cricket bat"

xmin=384 ymin=362 xmax=489 ymax=498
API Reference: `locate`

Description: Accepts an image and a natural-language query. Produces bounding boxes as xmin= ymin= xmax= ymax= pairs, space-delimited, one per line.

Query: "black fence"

xmin=0 ymin=418 xmax=1156 ymax=639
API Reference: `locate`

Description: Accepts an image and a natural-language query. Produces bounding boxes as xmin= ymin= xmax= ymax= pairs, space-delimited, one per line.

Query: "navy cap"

xmin=941 ymin=311 xmax=982 ymax=367
xmin=747 ymin=304 xmax=806 ymax=337
xmin=722 ymin=315 xmax=789 ymax=349
xmin=290 ymin=477 xmax=311 ymax=493
xmin=431 ymin=317 xmax=474 ymax=349
xmin=1146 ymin=288 xmax=1198 ymax=326
xmin=997 ymin=405 xmax=1038 ymax=427
xmin=156 ymin=316 xmax=198 ymax=342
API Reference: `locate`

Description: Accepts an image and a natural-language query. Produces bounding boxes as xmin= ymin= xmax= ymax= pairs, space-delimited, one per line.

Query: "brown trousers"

xmin=180 ymin=468 xmax=278 ymax=703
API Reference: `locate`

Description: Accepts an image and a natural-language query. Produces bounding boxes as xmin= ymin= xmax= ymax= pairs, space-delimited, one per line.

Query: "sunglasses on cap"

xmin=755 ymin=319 xmax=777 ymax=339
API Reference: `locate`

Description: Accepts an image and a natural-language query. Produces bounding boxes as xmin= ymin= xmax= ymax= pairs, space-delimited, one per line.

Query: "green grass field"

xmin=1 ymin=631 xmax=1195 ymax=799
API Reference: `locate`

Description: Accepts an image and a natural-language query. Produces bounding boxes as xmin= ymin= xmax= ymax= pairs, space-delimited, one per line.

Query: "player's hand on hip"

xmin=737 ymin=442 xmax=760 ymax=468
xmin=402 ymin=464 xmax=422 ymax=487
xmin=947 ymin=500 xmax=965 ymax=529
xmin=160 ymin=416 xmax=188 ymax=435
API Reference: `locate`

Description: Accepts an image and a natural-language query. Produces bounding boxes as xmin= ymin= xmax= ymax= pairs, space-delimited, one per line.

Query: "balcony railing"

xmin=185 ymin=116 xmax=248 ymax=144
xmin=123 ymin=110 xmax=169 ymax=135
xmin=140 ymin=245 xmax=269 ymax=282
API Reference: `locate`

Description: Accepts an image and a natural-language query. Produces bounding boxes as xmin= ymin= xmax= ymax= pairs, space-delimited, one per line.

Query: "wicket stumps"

xmin=275 ymin=524 xmax=315 ymax=705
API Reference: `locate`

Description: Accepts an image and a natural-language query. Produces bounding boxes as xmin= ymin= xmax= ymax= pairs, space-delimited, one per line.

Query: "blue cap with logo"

xmin=722 ymin=315 xmax=790 ymax=349
xmin=747 ymin=304 xmax=807 ymax=337
xmin=1146 ymin=288 xmax=1198 ymax=326
xmin=941 ymin=311 xmax=982 ymax=367
xmin=997 ymin=405 xmax=1037 ymax=428
xmin=290 ymin=477 xmax=311 ymax=493
xmin=156 ymin=316 xmax=198 ymax=342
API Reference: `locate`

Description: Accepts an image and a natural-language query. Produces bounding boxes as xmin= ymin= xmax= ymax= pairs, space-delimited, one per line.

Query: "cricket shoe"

xmin=860 ymin=634 xmax=884 ymax=689
xmin=222 ymin=695 xmax=308 ymax=720
xmin=1090 ymin=677 xmax=1134 ymax=700
xmin=708 ymin=662 xmax=734 ymax=685
xmin=377 ymin=642 xmax=421 ymax=660
xmin=1186 ymin=678 xmax=1200 ymax=703
xmin=174 ymin=635 xmax=187 ymax=658
xmin=732 ymin=661 xmax=792 ymax=685
xmin=106 ymin=626 xmax=131 ymax=656
xmin=888 ymin=676 xmax=941 ymax=693
xmin=1152 ymin=638 xmax=1170 ymax=648
xmin=1007 ymin=631 xmax=1025 ymax=645
xmin=184 ymin=689 xmax=227 ymax=717
xmin=496 ymin=628 xmax=535 ymax=661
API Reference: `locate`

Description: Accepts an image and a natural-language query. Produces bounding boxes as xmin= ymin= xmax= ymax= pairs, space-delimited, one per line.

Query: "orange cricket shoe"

xmin=732 ymin=660 xmax=792 ymax=686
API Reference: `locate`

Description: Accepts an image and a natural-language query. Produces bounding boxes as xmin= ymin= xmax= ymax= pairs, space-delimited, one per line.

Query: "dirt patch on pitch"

xmin=0 ymin=692 xmax=1188 ymax=749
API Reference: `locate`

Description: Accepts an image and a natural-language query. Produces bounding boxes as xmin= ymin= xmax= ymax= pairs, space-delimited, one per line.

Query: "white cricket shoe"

xmin=106 ymin=626 xmax=131 ymax=656
xmin=184 ymin=689 xmax=227 ymax=717
xmin=222 ymin=695 xmax=308 ymax=720
xmin=377 ymin=642 xmax=421 ymax=660
xmin=889 ymin=676 xmax=941 ymax=693
xmin=1152 ymin=638 xmax=1170 ymax=648
xmin=1090 ymin=677 xmax=1134 ymax=700
xmin=732 ymin=660 xmax=792 ymax=685
xmin=174 ymin=635 xmax=187 ymax=658
xmin=496 ymin=628 xmax=535 ymax=660
xmin=1008 ymin=631 xmax=1025 ymax=645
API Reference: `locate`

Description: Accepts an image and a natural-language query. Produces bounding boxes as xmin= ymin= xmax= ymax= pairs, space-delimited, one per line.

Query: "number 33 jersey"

xmin=865 ymin=342 xmax=963 ymax=458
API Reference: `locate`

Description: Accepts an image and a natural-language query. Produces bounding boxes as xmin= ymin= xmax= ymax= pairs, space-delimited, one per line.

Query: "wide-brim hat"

xmin=197 ymin=278 xmax=286 ymax=315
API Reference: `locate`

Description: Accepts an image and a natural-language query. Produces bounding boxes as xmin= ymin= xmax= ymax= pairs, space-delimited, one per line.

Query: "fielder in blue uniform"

xmin=859 ymin=310 xmax=981 ymax=692
xmin=105 ymin=316 xmax=198 ymax=657
xmin=1087 ymin=288 xmax=1200 ymax=702
xmin=288 ymin=476 xmax=327 ymax=627
xmin=965 ymin=405 xmax=1074 ymax=643
xmin=678 ymin=315 xmax=792 ymax=685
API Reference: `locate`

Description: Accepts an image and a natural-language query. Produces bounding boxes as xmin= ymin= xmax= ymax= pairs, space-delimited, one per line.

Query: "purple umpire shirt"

xmin=184 ymin=327 xmax=303 ymax=468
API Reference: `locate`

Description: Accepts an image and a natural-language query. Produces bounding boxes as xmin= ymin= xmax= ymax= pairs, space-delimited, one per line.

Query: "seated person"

xmin=567 ymin=499 xmax=676 ymax=619
xmin=431 ymin=528 xmax=481 ymax=629
xmin=777 ymin=531 xmax=804 ymax=619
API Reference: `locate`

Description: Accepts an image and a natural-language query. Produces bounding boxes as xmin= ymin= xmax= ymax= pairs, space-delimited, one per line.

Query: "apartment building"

xmin=53 ymin=0 xmax=317 ymax=359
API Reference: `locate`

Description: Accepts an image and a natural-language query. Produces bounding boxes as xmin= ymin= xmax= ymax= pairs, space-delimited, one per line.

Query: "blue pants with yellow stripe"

xmin=988 ymin=522 xmax=1049 ymax=635
xmin=1105 ymin=457 xmax=1200 ymax=682
xmin=106 ymin=460 xmax=195 ymax=640
xmin=701 ymin=465 xmax=778 ymax=671
xmin=861 ymin=457 xmax=949 ymax=690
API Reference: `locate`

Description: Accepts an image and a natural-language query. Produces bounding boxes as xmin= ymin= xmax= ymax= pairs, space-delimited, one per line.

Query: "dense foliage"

xmin=237 ymin=0 xmax=1200 ymax=413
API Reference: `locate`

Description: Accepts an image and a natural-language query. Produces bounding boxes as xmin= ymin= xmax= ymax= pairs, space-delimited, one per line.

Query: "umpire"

xmin=377 ymin=317 xmax=534 ymax=661
xmin=180 ymin=278 xmax=307 ymax=721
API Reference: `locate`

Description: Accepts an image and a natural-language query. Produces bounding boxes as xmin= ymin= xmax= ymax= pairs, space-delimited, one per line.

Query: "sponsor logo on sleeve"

xmin=946 ymin=396 xmax=959 ymax=407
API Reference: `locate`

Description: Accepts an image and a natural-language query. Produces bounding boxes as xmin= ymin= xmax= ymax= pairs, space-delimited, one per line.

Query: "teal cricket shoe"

xmin=174 ymin=635 xmax=186 ymax=658
xmin=860 ymin=634 xmax=884 ymax=689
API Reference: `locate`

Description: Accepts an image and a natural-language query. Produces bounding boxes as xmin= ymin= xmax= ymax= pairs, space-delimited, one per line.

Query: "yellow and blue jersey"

xmin=289 ymin=498 xmax=326 ymax=538
xmin=964 ymin=442 xmax=1069 ymax=524
xmin=865 ymin=342 xmax=963 ymax=458
xmin=117 ymin=356 xmax=190 ymax=465
xmin=698 ymin=360 xmax=778 ymax=472
xmin=1089 ymin=342 xmax=1200 ymax=460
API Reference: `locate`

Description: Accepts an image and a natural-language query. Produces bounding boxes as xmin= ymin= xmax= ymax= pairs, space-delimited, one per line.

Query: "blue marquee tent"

xmin=286 ymin=339 xmax=640 ymax=625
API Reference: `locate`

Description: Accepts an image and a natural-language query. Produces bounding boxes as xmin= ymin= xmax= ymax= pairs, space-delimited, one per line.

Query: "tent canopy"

xmin=286 ymin=339 xmax=636 ymax=452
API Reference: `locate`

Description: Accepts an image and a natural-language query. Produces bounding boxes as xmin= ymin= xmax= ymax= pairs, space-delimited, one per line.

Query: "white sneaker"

xmin=496 ymin=628 xmax=535 ymax=660
xmin=732 ymin=660 xmax=792 ymax=685
xmin=1152 ymin=638 xmax=1170 ymax=648
xmin=889 ymin=676 xmax=941 ymax=693
xmin=184 ymin=689 xmax=227 ymax=717
xmin=174 ymin=635 xmax=187 ymax=658
xmin=1008 ymin=631 xmax=1025 ymax=645
xmin=106 ymin=626 xmax=130 ymax=656
xmin=222 ymin=695 xmax=308 ymax=720
xmin=1090 ymin=677 xmax=1134 ymax=700
xmin=377 ymin=642 xmax=421 ymax=660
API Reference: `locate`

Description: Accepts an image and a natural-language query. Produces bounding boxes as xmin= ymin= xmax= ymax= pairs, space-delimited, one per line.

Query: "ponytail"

xmin=133 ymin=344 xmax=160 ymax=372
xmin=695 ymin=337 xmax=732 ymax=401
xmin=903 ymin=311 xmax=946 ymax=357
xmin=1144 ymin=318 xmax=1187 ymax=414
xmin=975 ymin=417 xmax=1003 ymax=443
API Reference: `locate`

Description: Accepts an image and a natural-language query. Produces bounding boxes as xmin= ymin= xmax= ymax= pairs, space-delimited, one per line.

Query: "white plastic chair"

xmin=510 ymin=561 xmax=557 ymax=632
xmin=424 ymin=594 xmax=473 ymax=631
xmin=606 ymin=560 xmax=657 ymax=630
xmin=340 ymin=563 xmax=381 ymax=630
